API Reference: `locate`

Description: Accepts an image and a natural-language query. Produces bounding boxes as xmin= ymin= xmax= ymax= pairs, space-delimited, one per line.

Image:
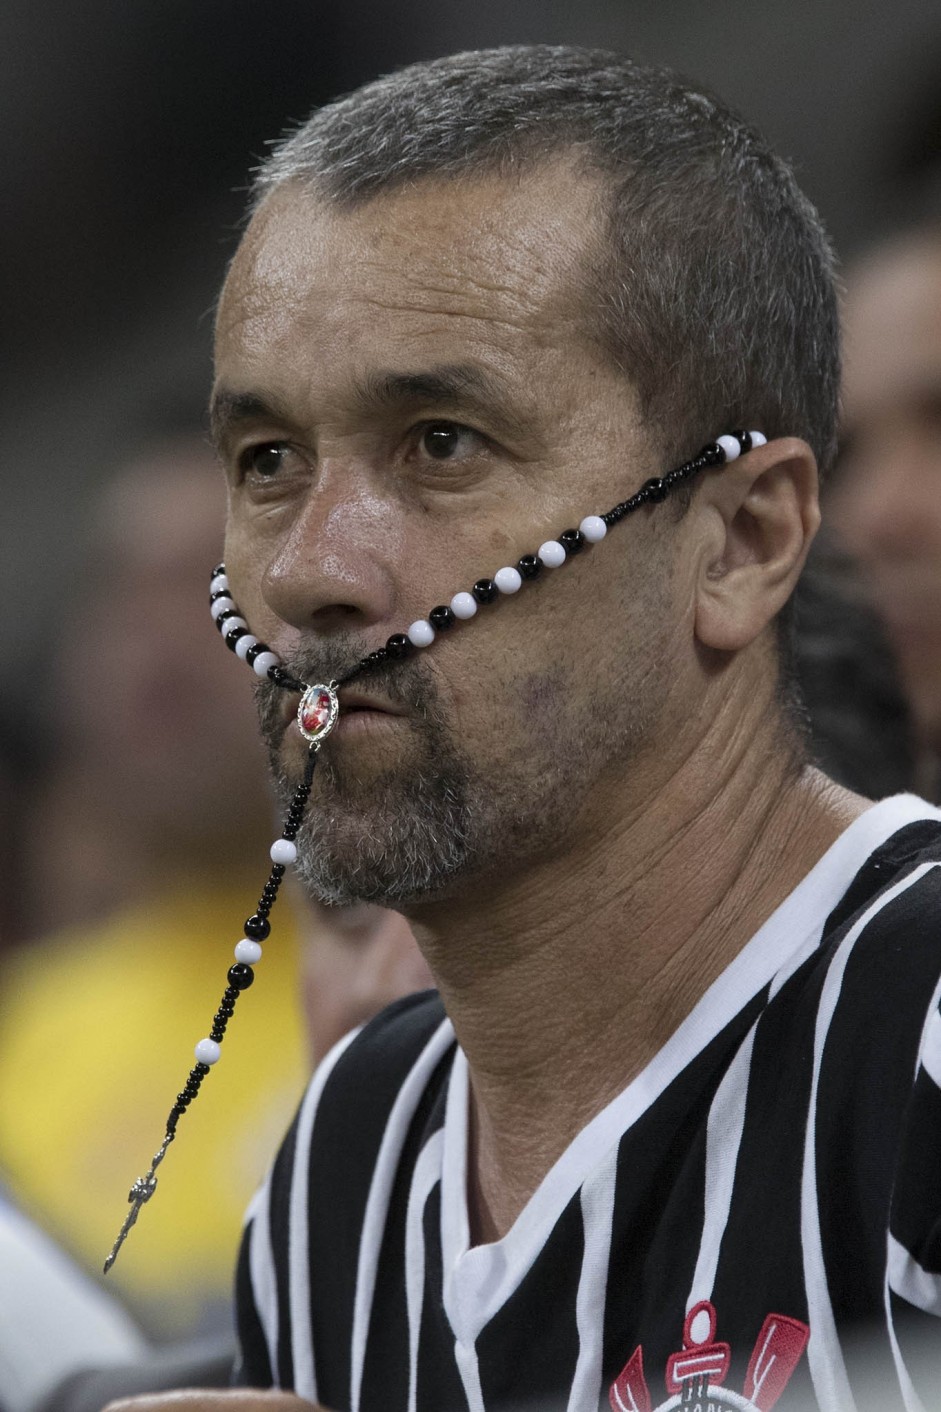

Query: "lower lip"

xmin=334 ymin=709 xmax=401 ymax=736
xmin=288 ymin=708 xmax=401 ymax=744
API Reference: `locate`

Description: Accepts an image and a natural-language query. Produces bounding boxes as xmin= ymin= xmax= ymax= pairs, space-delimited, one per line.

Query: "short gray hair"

xmin=253 ymin=45 xmax=840 ymax=481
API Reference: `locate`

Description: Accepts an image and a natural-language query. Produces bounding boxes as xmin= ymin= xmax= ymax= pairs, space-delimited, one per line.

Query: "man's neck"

xmin=407 ymin=703 xmax=868 ymax=1246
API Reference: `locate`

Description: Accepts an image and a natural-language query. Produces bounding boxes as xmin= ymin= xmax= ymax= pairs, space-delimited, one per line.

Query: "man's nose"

xmin=261 ymin=463 xmax=400 ymax=635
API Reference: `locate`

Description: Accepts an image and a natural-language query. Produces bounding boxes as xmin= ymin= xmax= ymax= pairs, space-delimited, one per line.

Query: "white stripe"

xmin=802 ymin=862 xmax=939 ymax=1411
xmin=246 ymin=1178 xmax=279 ymax=1383
xmin=406 ymin=1130 xmax=445 ymax=1412
xmin=454 ymin=1336 xmax=487 ymax=1412
xmin=919 ymin=1008 xmax=941 ymax=1092
xmin=567 ymin=1147 xmax=618 ymax=1412
xmin=288 ymin=1025 xmax=363 ymax=1401
xmin=884 ymin=1238 xmax=928 ymax=1412
xmin=687 ymin=926 xmax=816 ymax=1311
xmin=350 ymin=1018 xmax=456 ymax=1412
xmin=888 ymin=1232 xmax=941 ymax=1317
xmin=687 ymin=1022 xmax=758 ymax=1310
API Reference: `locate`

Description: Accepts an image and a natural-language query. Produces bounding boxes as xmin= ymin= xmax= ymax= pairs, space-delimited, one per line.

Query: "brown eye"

xmin=245 ymin=443 xmax=290 ymax=477
xmin=420 ymin=423 xmax=462 ymax=459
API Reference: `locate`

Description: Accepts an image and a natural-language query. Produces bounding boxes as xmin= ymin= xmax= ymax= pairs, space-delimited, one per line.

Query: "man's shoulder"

xmin=819 ymin=802 xmax=941 ymax=940
xmin=323 ymin=987 xmax=449 ymax=1093
xmin=288 ymin=988 xmax=452 ymax=1171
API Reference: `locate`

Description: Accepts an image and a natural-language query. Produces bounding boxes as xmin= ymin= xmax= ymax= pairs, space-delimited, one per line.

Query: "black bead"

xmin=472 ymin=578 xmax=498 ymax=605
xmin=245 ymin=641 xmax=268 ymax=665
xmin=640 ymin=477 xmax=668 ymax=503
xmin=733 ymin=429 xmax=752 ymax=453
xmin=225 ymin=625 xmax=248 ymax=650
xmin=429 ymin=604 xmax=456 ymax=630
xmin=243 ymin=914 xmax=271 ymax=940
xmin=228 ymin=963 xmax=255 ymax=991
xmin=385 ymin=633 xmax=411 ymax=659
xmin=516 ymin=554 xmax=541 ymax=579
xmin=559 ymin=528 xmax=585 ymax=555
xmin=271 ymin=864 xmax=286 ymax=878
xmin=367 ymin=648 xmax=388 ymax=664
xmin=177 ymin=1091 xmax=191 ymax=1106
xmin=212 ymin=562 xmax=226 ymax=578
xmin=269 ymin=666 xmax=305 ymax=693
xmin=703 ymin=442 xmax=725 ymax=466
xmin=215 ymin=609 xmax=239 ymax=632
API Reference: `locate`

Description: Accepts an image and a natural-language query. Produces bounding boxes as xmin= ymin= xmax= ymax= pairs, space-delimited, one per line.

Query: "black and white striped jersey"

xmin=236 ymin=795 xmax=941 ymax=1411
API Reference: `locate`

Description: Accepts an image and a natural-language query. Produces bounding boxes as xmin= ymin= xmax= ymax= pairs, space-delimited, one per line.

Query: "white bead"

xmin=749 ymin=430 xmax=767 ymax=447
xmin=407 ymin=620 xmax=435 ymax=648
xmin=222 ymin=616 xmax=248 ymax=635
xmin=235 ymin=938 xmax=263 ymax=965
xmin=494 ymin=566 xmax=522 ymax=594
xmin=270 ymin=838 xmax=297 ymax=865
xmin=234 ymin=634 xmax=259 ymax=660
xmin=195 ymin=1038 xmax=221 ymax=1066
xmin=252 ymin=651 xmax=280 ymax=677
xmin=210 ymin=596 xmax=235 ymax=620
xmin=579 ymin=515 xmax=607 ymax=543
xmin=210 ymin=573 xmax=229 ymax=594
xmin=450 ymin=592 xmax=478 ymax=620
xmin=716 ymin=434 xmax=741 ymax=462
xmin=538 ymin=540 xmax=566 ymax=568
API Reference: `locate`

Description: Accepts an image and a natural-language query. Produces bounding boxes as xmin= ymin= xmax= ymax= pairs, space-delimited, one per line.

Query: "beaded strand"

xmin=104 ymin=749 xmax=318 ymax=1272
xmin=106 ymin=429 xmax=764 ymax=1270
xmin=208 ymin=431 xmax=764 ymax=690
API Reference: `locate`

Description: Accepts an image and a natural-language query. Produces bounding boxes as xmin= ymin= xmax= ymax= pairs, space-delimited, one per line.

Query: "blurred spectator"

xmin=794 ymin=529 xmax=918 ymax=800
xmin=298 ymin=895 xmax=434 ymax=1069
xmin=828 ymin=226 xmax=941 ymax=793
xmin=9 ymin=894 xmax=432 ymax=1412
xmin=0 ymin=441 xmax=308 ymax=1341
xmin=0 ymin=1191 xmax=146 ymax=1412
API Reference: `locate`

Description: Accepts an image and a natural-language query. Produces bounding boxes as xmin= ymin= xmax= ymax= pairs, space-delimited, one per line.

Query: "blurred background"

xmin=1 ymin=0 xmax=940 ymax=1406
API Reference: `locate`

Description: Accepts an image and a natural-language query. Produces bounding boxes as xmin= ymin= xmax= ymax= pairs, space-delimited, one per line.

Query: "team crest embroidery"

xmin=609 ymin=1301 xmax=809 ymax=1412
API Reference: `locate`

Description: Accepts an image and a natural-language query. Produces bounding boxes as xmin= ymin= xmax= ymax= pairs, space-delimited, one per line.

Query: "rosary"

xmin=104 ymin=429 xmax=765 ymax=1271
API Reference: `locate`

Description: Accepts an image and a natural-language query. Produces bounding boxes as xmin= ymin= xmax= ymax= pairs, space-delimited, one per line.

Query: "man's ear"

xmin=693 ymin=437 xmax=820 ymax=652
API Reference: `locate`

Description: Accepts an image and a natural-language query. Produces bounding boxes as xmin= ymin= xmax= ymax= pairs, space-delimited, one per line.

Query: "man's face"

xmin=831 ymin=238 xmax=941 ymax=750
xmin=213 ymin=165 xmax=692 ymax=906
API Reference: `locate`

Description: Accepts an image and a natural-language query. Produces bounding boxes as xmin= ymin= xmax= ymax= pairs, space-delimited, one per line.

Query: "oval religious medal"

xmin=297 ymin=682 xmax=339 ymax=745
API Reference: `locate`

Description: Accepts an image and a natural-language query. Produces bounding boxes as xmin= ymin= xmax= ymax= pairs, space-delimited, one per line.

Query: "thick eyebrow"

xmin=356 ymin=363 xmax=526 ymax=441
xmin=210 ymin=362 xmax=529 ymax=453
xmin=208 ymin=388 xmax=297 ymax=454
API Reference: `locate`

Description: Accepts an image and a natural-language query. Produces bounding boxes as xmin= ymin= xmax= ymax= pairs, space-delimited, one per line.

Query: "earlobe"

xmin=694 ymin=438 xmax=820 ymax=653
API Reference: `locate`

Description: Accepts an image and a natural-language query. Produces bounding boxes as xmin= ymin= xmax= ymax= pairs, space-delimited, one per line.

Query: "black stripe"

xmin=602 ymin=992 xmax=765 ymax=1398
xmin=816 ymin=870 xmax=941 ymax=1318
xmin=269 ymin=1110 xmax=300 ymax=1387
xmin=415 ymin=1183 xmax=470 ymax=1412
xmin=891 ymin=1059 xmax=941 ymax=1272
xmin=305 ymin=990 xmax=446 ymax=1409
xmin=234 ymin=1216 xmax=274 ymax=1387
xmin=475 ymin=1196 xmax=584 ymax=1412
xmin=360 ymin=1055 xmax=452 ymax=1410
xmin=710 ymin=964 xmax=815 ymax=1388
